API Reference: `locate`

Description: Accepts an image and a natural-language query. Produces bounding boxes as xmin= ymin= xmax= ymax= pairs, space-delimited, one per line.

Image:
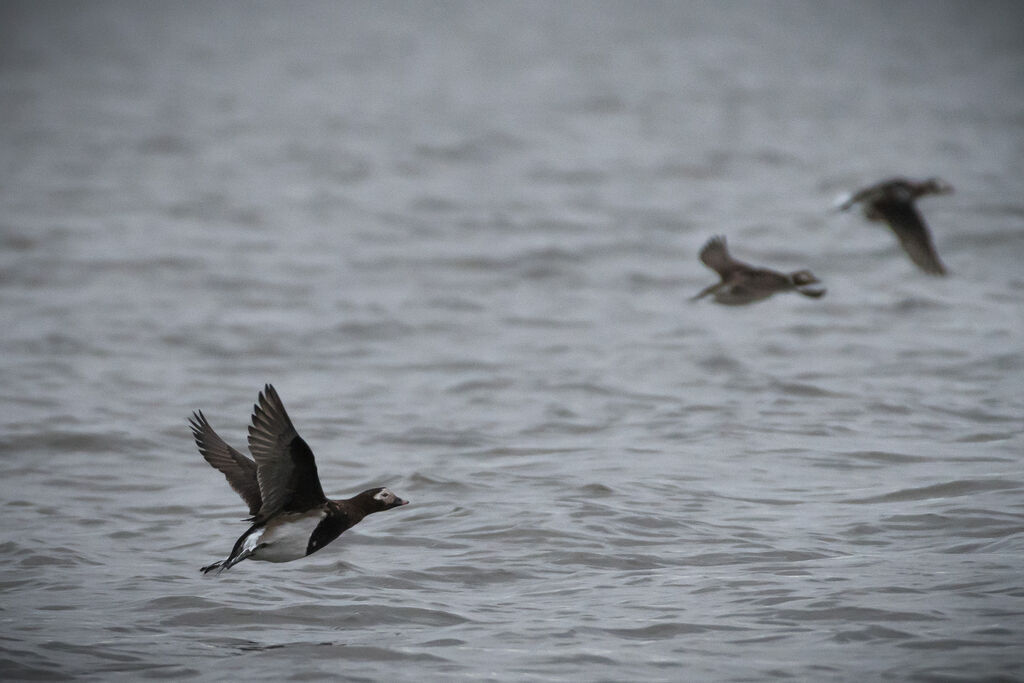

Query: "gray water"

xmin=2 ymin=1 xmax=1024 ymax=680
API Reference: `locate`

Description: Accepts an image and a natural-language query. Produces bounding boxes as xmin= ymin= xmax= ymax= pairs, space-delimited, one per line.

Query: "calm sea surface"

xmin=2 ymin=1 xmax=1023 ymax=680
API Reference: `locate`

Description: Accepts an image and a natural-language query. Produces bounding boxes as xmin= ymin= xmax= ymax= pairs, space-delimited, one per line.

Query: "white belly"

xmin=245 ymin=511 xmax=326 ymax=563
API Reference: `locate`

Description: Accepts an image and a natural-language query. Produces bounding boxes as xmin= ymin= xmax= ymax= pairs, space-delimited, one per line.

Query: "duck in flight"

xmin=190 ymin=385 xmax=408 ymax=574
xmin=691 ymin=236 xmax=825 ymax=305
xmin=833 ymin=177 xmax=952 ymax=275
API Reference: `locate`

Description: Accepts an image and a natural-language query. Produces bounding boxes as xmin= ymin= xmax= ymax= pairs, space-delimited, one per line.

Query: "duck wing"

xmin=247 ymin=385 xmax=327 ymax=522
xmin=872 ymin=199 xmax=947 ymax=275
xmin=698 ymin=236 xmax=749 ymax=277
xmin=189 ymin=410 xmax=261 ymax=516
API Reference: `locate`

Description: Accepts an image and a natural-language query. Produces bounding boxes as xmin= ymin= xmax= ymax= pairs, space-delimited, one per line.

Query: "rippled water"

xmin=2 ymin=1 xmax=1024 ymax=680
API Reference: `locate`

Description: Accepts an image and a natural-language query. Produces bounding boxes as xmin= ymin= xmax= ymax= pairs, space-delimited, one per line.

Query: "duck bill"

xmin=831 ymin=191 xmax=855 ymax=212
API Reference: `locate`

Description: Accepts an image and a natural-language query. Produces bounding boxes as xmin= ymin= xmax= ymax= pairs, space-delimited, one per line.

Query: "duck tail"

xmin=200 ymin=559 xmax=227 ymax=575
xmin=690 ymin=282 xmax=721 ymax=302
xmin=201 ymin=542 xmax=258 ymax=575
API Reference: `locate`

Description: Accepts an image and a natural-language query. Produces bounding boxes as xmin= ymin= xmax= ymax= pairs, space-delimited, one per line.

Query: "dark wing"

xmin=872 ymin=199 xmax=947 ymax=275
xmin=189 ymin=410 xmax=261 ymax=516
xmin=698 ymin=236 xmax=748 ymax=277
xmin=247 ymin=384 xmax=327 ymax=522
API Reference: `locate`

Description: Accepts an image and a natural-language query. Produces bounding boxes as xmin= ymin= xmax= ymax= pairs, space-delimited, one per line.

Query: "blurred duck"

xmin=833 ymin=177 xmax=952 ymax=275
xmin=691 ymin=236 xmax=825 ymax=305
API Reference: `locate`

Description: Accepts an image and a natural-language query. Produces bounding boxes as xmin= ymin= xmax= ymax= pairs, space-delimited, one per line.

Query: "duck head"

xmin=790 ymin=270 xmax=819 ymax=287
xmin=364 ymin=486 xmax=409 ymax=512
xmin=790 ymin=270 xmax=826 ymax=298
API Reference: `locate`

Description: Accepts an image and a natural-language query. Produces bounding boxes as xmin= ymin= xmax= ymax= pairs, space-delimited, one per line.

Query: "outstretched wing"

xmin=698 ymin=236 xmax=748 ymax=277
xmin=247 ymin=384 xmax=327 ymax=522
xmin=189 ymin=411 xmax=261 ymax=516
xmin=873 ymin=199 xmax=947 ymax=275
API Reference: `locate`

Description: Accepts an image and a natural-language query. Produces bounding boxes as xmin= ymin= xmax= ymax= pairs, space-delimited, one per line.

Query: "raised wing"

xmin=189 ymin=410 xmax=261 ymax=516
xmin=247 ymin=384 xmax=327 ymax=522
xmin=873 ymin=199 xmax=947 ymax=275
xmin=698 ymin=236 xmax=748 ymax=277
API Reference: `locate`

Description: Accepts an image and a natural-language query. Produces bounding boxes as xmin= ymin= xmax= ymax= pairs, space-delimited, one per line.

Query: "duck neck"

xmin=328 ymin=499 xmax=362 ymax=527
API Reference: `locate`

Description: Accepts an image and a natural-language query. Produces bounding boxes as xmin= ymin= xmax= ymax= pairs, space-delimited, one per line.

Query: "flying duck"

xmin=190 ymin=384 xmax=408 ymax=574
xmin=691 ymin=236 xmax=825 ymax=305
xmin=833 ymin=177 xmax=952 ymax=275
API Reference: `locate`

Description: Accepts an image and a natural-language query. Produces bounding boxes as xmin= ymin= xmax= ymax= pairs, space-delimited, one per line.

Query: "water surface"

xmin=2 ymin=1 xmax=1023 ymax=680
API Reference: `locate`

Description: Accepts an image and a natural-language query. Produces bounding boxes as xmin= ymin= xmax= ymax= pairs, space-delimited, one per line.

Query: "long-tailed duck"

xmin=691 ymin=236 xmax=825 ymax=305
xmin=833 ymin=177 xmax=952 ymax=275
xmin=190 ymin=385 xmax=408 ymax=574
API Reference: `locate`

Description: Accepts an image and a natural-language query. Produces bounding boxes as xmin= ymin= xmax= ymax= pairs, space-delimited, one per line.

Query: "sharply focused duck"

xmin=190 ymin=385 xmax=408 ymax=574
xmin=691 ymin=236 xmax=825 ymax=305
xmin=833 ymin=177 xmax=952 ymax=275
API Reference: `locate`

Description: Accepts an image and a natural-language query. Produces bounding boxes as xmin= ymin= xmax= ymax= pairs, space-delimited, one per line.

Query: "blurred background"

xmin=1 ymin=1 xmax=1023 ymax=680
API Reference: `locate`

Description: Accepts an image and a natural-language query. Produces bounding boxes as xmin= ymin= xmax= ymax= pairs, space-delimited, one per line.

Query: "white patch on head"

xmin=373 ymin=488 xmax=395 ymax=504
